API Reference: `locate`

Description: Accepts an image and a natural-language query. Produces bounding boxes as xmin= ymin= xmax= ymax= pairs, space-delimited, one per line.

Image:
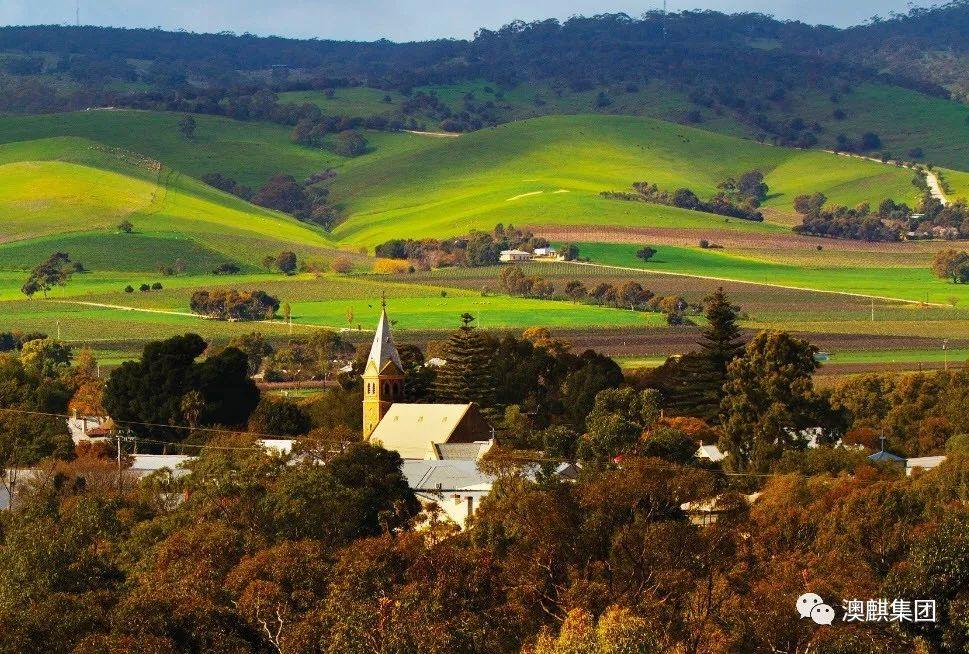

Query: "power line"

xmin=0 ymin=407 xmax=289 ymax=444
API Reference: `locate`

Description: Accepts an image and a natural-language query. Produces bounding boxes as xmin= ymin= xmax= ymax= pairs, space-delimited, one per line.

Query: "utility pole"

xmin=942 ymin=338 xmax=949 ymax=372
xmin=870 ymin=298 xmax=874 ymax=323
xmin=75 ymin=0 xmax=80 ymax=26
xmin=116 ymin=433 xmax=123 ymax=494
xmin=662 ymin=0 xmax=668 ymax=40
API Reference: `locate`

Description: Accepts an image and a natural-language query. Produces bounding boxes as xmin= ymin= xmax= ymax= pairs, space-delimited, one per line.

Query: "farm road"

xmin=46 ymin=299 xmax=334 ymax=329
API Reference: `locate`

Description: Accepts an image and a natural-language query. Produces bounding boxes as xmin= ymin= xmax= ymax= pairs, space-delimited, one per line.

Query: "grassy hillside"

xmin=328 ymin=114 xmax=922 ymax=246
xmin=284 ymin=80 xmax=969 ymax=170
xmin=0 ymin=110 xmax=428 ymax=188
xmin=0 ymin=136 xmax=339 ymax=268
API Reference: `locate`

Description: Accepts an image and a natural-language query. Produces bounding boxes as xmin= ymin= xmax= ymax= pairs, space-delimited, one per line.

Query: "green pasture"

xmin=328 ymin=114 xmax=919 ymax=246
xmin=0 ymin=136 xmax=341 ymax=265
xmin=0 ymin=231 xmax=251 ymax=274
xmin=0 ymin=110 xmax=428 ymax=187
xmin=772 ymin=83 xmax=969 ymax=172
xmin=823 ymin=348 xmax=969 ymax=365
xmin=304 ymin=80 xmax=969 ymax=172
xmin=575 ymin=242 xmax=969 ymax=306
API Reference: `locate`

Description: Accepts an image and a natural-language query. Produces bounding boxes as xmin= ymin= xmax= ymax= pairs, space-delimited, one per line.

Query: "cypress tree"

xmin=432 ymin=313 xmax=498 ymax=411
xmin=656 ymin=288 xmax=745 ymax=421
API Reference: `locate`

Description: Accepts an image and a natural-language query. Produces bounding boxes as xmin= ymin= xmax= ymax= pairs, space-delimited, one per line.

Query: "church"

xmin=362 ymin=303 xmax=493 ymax=459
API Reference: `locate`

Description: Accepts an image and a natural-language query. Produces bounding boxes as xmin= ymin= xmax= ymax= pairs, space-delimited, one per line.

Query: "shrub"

xmin=150 ymin=282 xmax=163 ymax=290
xmin=332 ymin=130 xmax=368 ymax=157
xmin=373 ymin=258 xmax=410 ymax=274
xmin=213 ymin=262 xmax=241 ymax=275
xmin=332 ymin=255 xmax=353 ymax=274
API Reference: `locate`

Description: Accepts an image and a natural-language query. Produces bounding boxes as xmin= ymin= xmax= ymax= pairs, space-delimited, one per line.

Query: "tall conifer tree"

xmin=432 ymin=313 xmax=498 ymax=411
xmin=653 ymin=288 xmax=745 ymax=421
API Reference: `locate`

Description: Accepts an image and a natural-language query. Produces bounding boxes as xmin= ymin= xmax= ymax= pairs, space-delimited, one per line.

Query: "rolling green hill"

xmin=0 ymin=109 xmax=966 ymax=366
xmin=0 ymin=110 xmax=428 ymax=188
xmin=283 ymin=80 xmax=969 ymax=170
xmin=0 ymin=136 xmax=339 ymax=269
xmin=327 ymin=114 xmax=925 ymax=246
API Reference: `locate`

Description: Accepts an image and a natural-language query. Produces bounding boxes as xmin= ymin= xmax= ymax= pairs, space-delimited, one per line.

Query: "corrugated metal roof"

xmin=402 ymin=459 xmax=495 ymax=491
xmin=129 ymin=454 xmax=193 ymax=472
xmin=867 ymin=450 xmax=905 ymax=463
xmin=432 ymin=442 xmax=490 ymax=460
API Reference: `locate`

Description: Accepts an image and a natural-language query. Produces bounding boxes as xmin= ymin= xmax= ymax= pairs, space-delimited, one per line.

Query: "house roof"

xmin=500 ymin=249 xmax=531 ymax=256
xmin=367 ymin=307 xmax=402 ymax=374
xmin=129 ymin=454 xmax=193 ymax=474
xmin=696 ymin=444 xmax=725 ymax=462
xmin=369 ymin=403 xmax=481 ymax=459
xmin=906 ymin=455 xmax=946 ymax=469
xmin=402 ymin=459 xmax=496 ymax=491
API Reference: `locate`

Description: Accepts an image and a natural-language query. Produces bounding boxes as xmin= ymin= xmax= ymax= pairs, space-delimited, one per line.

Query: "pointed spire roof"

xmin=367 ymin=301 xmax=403 ymax=373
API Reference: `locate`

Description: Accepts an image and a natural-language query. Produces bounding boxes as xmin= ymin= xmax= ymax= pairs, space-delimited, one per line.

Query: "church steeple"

xmin=362 ymin=300 xmax=404 ymax=439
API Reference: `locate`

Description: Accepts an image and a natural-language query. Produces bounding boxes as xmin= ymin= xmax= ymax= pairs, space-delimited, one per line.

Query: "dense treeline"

xmin=793 ymin=190 xmax=969 ymax=241
xmin=374 ymin=225 xmax=570 ymax=268
xmin=602 ymin=172 xmax=767 ymax=222
xmin=496 ymin=268 xmax=696 ymax=325
xmin=1 ymin=4 xmax=966 ymax=139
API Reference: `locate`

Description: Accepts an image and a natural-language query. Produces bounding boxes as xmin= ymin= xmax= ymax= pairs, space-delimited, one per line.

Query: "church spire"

xmin=363 ymin=300 xmax=404 ymax=439
xmin=367 ymin=301 xmax=402 ymax=374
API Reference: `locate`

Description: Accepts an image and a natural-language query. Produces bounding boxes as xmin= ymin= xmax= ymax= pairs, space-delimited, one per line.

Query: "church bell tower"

xmin=362 ymin=299 xmax=404 ymax=439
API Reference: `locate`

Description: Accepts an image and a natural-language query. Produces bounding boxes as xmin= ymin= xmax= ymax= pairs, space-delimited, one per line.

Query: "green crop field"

xmin=574 ymin=242 xmax=969 ymax=306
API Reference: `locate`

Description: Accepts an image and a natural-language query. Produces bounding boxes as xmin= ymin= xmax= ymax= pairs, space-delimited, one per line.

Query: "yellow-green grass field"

xmin=573 ymin=242 xmax=969 ymax=307
xmin=0 ymin=110 xmax=429 ymax=188
xmin=0 ymin=137 xmax=344 ymax=266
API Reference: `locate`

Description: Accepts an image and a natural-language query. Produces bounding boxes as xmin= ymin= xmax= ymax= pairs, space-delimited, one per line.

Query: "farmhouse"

xmin=499 ymin=249 xmax=533 ymax=263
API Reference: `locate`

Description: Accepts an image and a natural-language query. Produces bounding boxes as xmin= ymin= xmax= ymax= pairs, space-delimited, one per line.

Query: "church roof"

xmin=369 ymin=403 xmax=489 ymax=459
xmin=367 ymin=306 xmax=402 ymax=373
xmin=868 ymin=449 xmax=905 ymax=463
